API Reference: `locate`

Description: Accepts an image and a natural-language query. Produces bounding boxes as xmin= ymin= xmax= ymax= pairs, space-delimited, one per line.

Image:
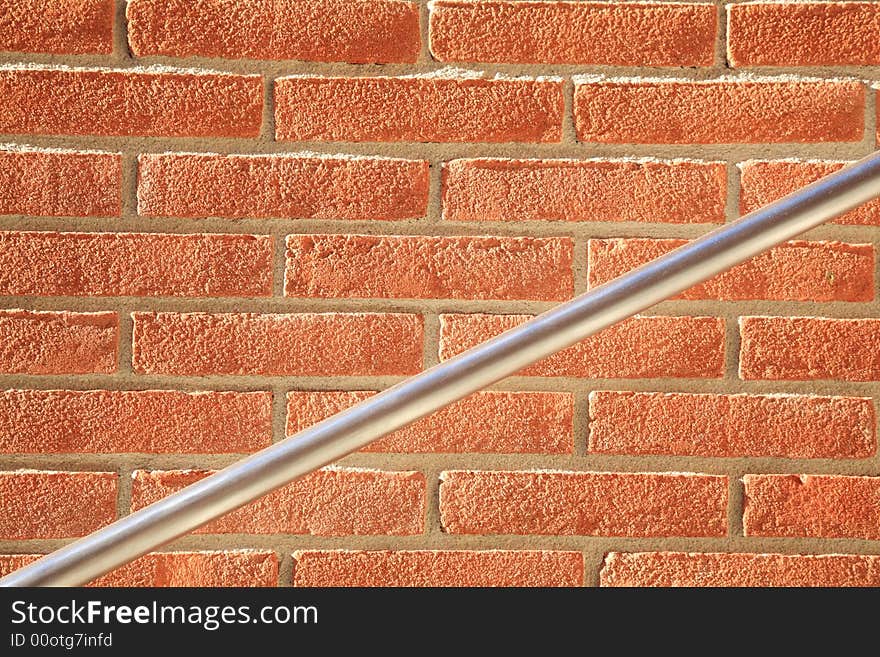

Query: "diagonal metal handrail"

xmin=3 ymin=150 xmax=880 ymax=587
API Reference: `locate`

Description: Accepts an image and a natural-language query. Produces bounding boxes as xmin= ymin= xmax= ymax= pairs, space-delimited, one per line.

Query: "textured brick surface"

xmin=442 ymin=158 xmax=727 ymax=224
xmin=0 ymin=232 xmax=273 ymax=297
xmin=744 ymin=474 xmax=880 ymax=540
xmin=430 ymin=1 xmax=715 ymax=66
xmin=0 ymin=310 xmax=117 ymax=375
xmin=132 ymin=312 xmax=423 ymax=376
xmin=0 ymin=0 xmax=113 ymax=54
xmin=293 ymin=550 xmax=584 ymax=587
xmin=285 ymin=234 xmax=573 ymax=301
xmin=589 ymin=391 xmax=875 ymax=458
xmin=137 ymin=153 xmax=429 ymax=220
xmin=0 ymin=551 xmax=279 ymax=587
xmin=739 ymin=160 xmax=880 ymax=226
xmin=274 ymin=75 xmax=563 ymax=143
xmin=2 ymin=0 xmax=880 ymax=589
xmin=286 ymin=390 xmax=573 ymax=453
xmin=0 ymin=471 xmax=116 ymax=539
xmin=728 ymin=2 xmax=880 ymax=66
xmin=588 ymin=238 xmax=874 ymax=302
xmin=440 ymin=314 xmax=725 ymax=378
xmin=0 ymin=390 xmax=272 ymax=453
xmin=132 ymin=468 xmax=425 ymax=535
xmin=601 ymin=552 xmax=880 ymax=587
xmin=0 ymin=148 xmax=121 ymax=217
xmin=440 ymin=470 xmax=728 ymax=536
xmin=0 ymin=67 xmax=262 ymax=137
xmin=128 ymin=0 xmax=420 ymax=63
xmin=740 ymin=317 xmax=880 ymax=381
xmin=574 ymin=79 xmax=865 ymax=143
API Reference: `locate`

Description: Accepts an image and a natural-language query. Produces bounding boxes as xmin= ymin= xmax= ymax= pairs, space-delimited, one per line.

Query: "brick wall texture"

xmin=0 ymin=0 xmax=878 ymax=587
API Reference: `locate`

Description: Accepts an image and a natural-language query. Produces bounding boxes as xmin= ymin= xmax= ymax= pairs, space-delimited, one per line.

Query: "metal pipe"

xmin=3 ymin=150 xmax=880 ymax=587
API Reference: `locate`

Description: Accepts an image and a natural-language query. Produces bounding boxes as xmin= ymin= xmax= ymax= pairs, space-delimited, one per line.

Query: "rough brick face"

xmin=293 ymin=550 xmax=584 ymax=587
xmin=0 ymin=471 xmax=117 ymax=539
xmin=744 ymin=475 xmax=880 ymax=540
xmin=131 ymin=312 xmax=423 ymax=377
xmin=285 ymin=235 xmax=573 ymax=301
xmin=739 ymin=160 xmax=880 ymax=226
xmin=0 ymin=148 xmax=121 ymax=217
xmin=588 ymin=391 xmax=876 ymax=458
xmin=0 ymin=310 xmax=117 ymax=375
xmin=588 ymin=239 xmax=874 ymax=302
xmin=0 ymin=0 xmax=113 ymax=54
xmin=442 ymin=158 xmax=727 ymax=224
xmin=740 ymin=317 xmax=880 ymax=381
xmin=0 ymin=67 xmax=262 ymax=137
xmin=601 ymin=552 xmax=880 ymax=587
xmin=440 ymin=314 xmax=725 ymax=378
xmin=728 ymin=2 xmax=880 ymax=67
xmin=0 ymin=390 xmax=272 ymax=454
xmin=128 ymin=0 xmax=420 ymax=63
xmin=274 ymin=75 xmax=563 ymax=143
xmin=0 ymin=232 xmax=273 ymax=297
xmin=574 ymin=79 xmax=865 ymax=143
xmin=137 ymin=153 xmax=429 ymax=220
xmin=286 ymin=390 xmax=573 ymax=453
xmin=0 ymin=551 xmax=279 ymax=587
xmin=132 ymin=468 xmax=425 ymax=535
xmin=440 ymin=471 xmax=728 ymax=537
xmin=429 ymin=1 xmax=716 ymax=66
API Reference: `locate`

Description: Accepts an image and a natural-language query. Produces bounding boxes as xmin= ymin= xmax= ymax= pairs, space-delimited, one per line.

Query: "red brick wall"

xmin=0 ymin=0 xmax=878 ymax=587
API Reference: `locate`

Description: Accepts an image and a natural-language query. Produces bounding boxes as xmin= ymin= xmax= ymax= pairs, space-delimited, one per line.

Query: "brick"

xmin=132 ymin=468 xmax=425 ymax=535
xmin=430 ymin=1 xmax=715 ymax=66
xmin=588 ymin=391 xmax=875 ymax=458
xmin=0 ymin=310 xmax=117 ymax=375
xmin=601 ymin=552 xmax=880 ymax=587
xmin=440 ymin=470 xmax=727 ymax=536
xmin=574 ymin=78 xmax=864 ymax=144
xmin=0 ymin=0 xmax=113 ymax=54
xmin=442 ymin=158 xmax=726 ymax=224
xmin=728 ymin=2 xmax=880 ymax=66
xmin=0 ymin=471 xmax=116 ymax=539
xmin=128 ymin=0 xmax=419 ymax=63
xmin=739 ymin=160 xmax=880 ymax=226
xmin=588 ymin=238 xmax=874 ymax=302
xmin=292 ymin=550 xmax=584 ymax=587
xmin=440 ymin=314 xmax=724 ymax=378
xmin=0 ymin=389 xmax=272 ymax=454
xmin=132 ymin=312 xmax=423 ymax=377
xmin=137 ymin=153 xmax=429 ymax=220
xmin=0 ymin=232 xmax=273 ymax=298
xmin=285 ymin=235 xmax=573 ymax=301
xmin=744 ymin=474 xmax=880 ymax=540
xmin=0 ymin=551 xmax=279 ymax=587
xmin=274 ymin=75 xmax=563 ymax=143
xmin=0 ymin=147 xmax=121 ymax=217
xmin=286 ymin=390 xmax=573 ymax=453
xmin=0 ymin=67 xmax=262 ymax=137
xmin=740 ymin=316 xmax=880 ymax=381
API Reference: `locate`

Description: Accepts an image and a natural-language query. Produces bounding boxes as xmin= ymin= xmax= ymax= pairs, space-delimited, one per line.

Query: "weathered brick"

xmin=137 ymin=153 xmax=429 ymax=220
xmin=0 ymin=390 xmax=272 ymax=453
xmin=132 ymin=312 xmax=423 ymax=377
xmin=274 ymin=75 xmax=563 ymax=142
xmin=440 ymin=314 xmax=725 ymax=378
xmin=588 ymin=391 xmax=875 ymax=458
xmin=132 ymin=468 xmax=425 ymax=535
xmin=286 ymin=390 xmax=573 ymax=453
xmin=440 ymin=470 xmax=728 ymax=536
xmin=292 ymin=550 xmax=583 ymax=586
